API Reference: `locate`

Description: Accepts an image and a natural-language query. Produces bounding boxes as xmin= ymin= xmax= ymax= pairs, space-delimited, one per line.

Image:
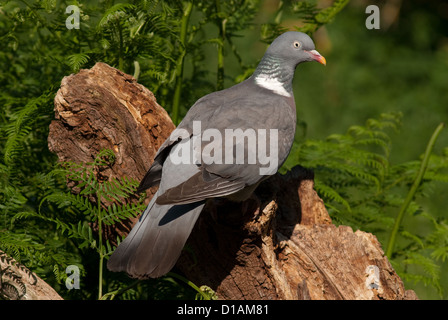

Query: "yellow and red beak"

xmin=306 ymin=49 xmax=326 ymax=66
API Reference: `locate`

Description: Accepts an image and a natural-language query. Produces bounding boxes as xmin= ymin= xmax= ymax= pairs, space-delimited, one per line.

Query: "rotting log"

xmin=48 ymin=62 xmax=418 ymax=300
xmin=49 ymin=62 xmax=175 ymax=240
xmin=0 ymin=250 xmax=63 ymax=300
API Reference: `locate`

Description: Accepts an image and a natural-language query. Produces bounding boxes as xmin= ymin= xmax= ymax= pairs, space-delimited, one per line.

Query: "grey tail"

xmin=107 ymin=194 xmax=205 ymax=279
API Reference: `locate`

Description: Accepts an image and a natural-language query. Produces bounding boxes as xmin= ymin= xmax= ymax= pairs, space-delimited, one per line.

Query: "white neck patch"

xmin=254 ymin=74 xmax=291 ymax=97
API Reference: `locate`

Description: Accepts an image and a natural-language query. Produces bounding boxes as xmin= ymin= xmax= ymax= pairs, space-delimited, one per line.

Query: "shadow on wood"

xmin=48 ymin=62 xmax=417 ymax=300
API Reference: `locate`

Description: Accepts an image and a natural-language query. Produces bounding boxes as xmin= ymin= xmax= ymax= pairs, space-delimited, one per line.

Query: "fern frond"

xmin=39 ymin=192 xmax=94 ymax=215
xmin=102 ymin=201 xmax=144 ymax=226
xmin=97 ymin=3 xmax=136 ymax=30
xmin=99 ymin=176 xmax=139 ymax=203
xmin=426 ymin=218 xmax=448 ymax=262
xmin=292 ymin=0 xmax=350 ymax=35
xmin=66 ymin=53 xmax=90 ymax=72
xmin=401 ymin=252 xmax=442 ymax=295
xmin=0 ymin=230 xmax=45 ymax=263
xmin=93 ymin=149 xmax=116 ymax=167
xmin=2 ymin=91 xmax=54 ymax=169
xmin=314 ymin=179 xmax=351 ymax=212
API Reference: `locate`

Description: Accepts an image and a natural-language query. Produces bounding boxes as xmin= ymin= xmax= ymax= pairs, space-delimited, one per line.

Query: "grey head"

xmin=252 ymin=31 xmax=325 ymax=97
xmin=265 ymin=31 xmax=326 ymax=67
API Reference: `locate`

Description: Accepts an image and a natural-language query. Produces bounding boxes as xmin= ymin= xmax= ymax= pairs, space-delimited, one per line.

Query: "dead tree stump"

xmin=49 ymin=62 xmax=175 ymax=238
xmin=48 ymin=62 xmax=417 ymax=300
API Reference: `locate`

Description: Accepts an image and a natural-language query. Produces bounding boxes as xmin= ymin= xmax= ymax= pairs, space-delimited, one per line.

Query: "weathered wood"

xmin=48 ymin=62 xmax=417 ymax=300
xmin=49 ymin=62 xmax=175 ymax=239
xmin=177 ymin=167 xmax=417 ymax=300
xmin=0 ymin=250 xmax=63 ymax=300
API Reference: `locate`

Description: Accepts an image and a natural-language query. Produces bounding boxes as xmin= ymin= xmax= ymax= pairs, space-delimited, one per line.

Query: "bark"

xmin=48 ymin=62 xmax=417 ymax=300
xmin=177 ymin=167 xmax=417 ymax=300
xmin=0 ymin=250 xmax=63 ymax=300
xmin=49 ymin=62 xmax=175 ymax=239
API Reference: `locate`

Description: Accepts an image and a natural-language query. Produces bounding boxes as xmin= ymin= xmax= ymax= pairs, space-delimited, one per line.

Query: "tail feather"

xmin=107 ymin=194 xmax=205 ymax=278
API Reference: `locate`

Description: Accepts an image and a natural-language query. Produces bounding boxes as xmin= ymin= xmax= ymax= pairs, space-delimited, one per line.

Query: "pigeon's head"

xmin=266 ymin=31 xmax=326 ymax=67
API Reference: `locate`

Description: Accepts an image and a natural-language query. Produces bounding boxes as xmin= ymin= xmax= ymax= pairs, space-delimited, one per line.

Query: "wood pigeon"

xmin=107 ymin=31 xmax=326 ymax=279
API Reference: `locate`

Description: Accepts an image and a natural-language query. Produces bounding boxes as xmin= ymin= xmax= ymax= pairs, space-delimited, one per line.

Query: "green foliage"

xmin=260 ymin=0 xmax=350 ymax=42
xmin=36 ymin=149 xmax=146 ymax=298
xmin=39 ymin=150 xmax=142 ymax=241
xmin=1 ymin=147 xmax=146 ymax=299
xmin=0 ymin=88 xmax=66 ymax=285
xmin=293 ymin=0 xmax=350 ymax=35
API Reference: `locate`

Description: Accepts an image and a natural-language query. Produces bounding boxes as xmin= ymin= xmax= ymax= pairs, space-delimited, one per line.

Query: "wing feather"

xmin=155 ymin=169 xmax=246 ymax=205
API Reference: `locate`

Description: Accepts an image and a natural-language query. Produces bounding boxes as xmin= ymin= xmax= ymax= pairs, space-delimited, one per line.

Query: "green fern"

xmin=397 ymin=252 xmax=443 ymax=296
xmin=96 ymin=3 xmax=137 ymax=31
xmin=2 ymin=91 xmax=54 ymax=172
xmin=292 ymin=0 xmax=350 ymax=35
xmin=35 ymin=149 xmax=145 ymax=299
xmin=66 ymin=53 xmax=90 ymax=72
